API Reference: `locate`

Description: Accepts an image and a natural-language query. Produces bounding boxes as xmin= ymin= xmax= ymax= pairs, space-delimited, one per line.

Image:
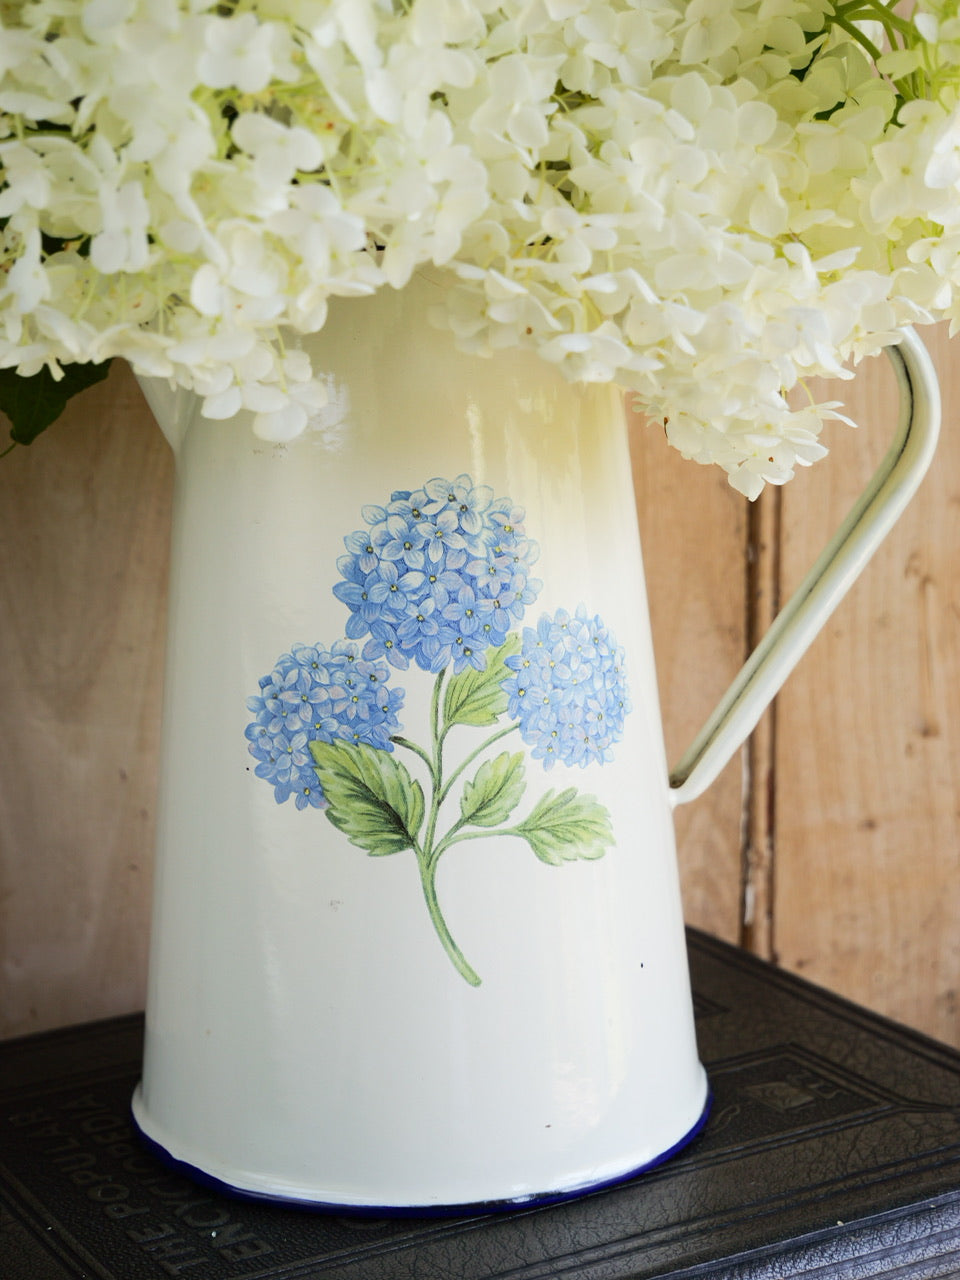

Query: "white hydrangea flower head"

xmin=1 ymin=0 xmax=960 ymax=484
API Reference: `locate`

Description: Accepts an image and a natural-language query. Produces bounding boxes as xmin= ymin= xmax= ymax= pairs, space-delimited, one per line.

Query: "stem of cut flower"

xmin=837 ymin=1 xmax=917 ymax=42
xmin=830 ymin=10 xmax=884 ymax=63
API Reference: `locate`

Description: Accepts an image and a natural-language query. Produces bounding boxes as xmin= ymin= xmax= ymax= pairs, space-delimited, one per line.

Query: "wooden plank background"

xmin=1 ymin=326 xmax=957 ymax=1045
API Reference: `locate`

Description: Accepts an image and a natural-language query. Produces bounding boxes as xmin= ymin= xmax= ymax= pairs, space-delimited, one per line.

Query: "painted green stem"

xmin=433 ymin=824 xmax=525 ymax=860
xmin=421 ymin=669 xmax=447 ymax=859
xmin=391 ymin=735 xmax=433 ymax=772
xmin=438 ymin=721 xmax=520 ymax=807
xmin=390 ymin=666 xmax=486 ymax=985
xmin=414 ymin=846 xmax=481 ymax=986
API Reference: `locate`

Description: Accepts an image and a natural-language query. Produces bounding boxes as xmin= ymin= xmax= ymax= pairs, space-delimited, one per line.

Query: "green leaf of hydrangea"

xmin=460 ymin=751 xmax=525 ymax=828
xmin=443 ymin=633 xmax=520 ymax=728
xmin=0 ymin=360 xmax=114 ymax=451
xmin=514 ymin=789 xmax=613 ymax=866
xmin=309 ymin=740 xmax=424 ymax=857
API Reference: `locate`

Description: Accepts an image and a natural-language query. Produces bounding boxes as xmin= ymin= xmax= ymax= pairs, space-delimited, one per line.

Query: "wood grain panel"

xmin=630 ymin=412 xmax=749 ymax=944
xmin=0 ymin=364 xmax=172 ymax=1038
xmin=773 ymin=325 xmax=960 ymax=1045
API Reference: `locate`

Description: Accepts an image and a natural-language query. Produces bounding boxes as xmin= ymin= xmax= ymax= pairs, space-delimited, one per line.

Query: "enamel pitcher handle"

xmin=669 ymin=327 xmax=941 ymax=806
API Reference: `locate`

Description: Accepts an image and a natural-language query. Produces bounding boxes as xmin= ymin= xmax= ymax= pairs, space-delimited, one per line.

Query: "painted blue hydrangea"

xmin=502 ymin=606 xmax=631 ymax=769
xmin=245 ymin=641 xmax=404 ymax=807
xmin=243 ymin=467 xmax=633 ymax=984
xmin=333 ymin=474 xmax=541 ymax=674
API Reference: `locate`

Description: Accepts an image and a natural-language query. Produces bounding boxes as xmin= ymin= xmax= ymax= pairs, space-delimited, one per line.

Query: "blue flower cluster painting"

xmin=245 ymin=474 xmax=632 ymax=985
xmin=332 ymin=474 xmax=541 ymax=674
xmin=245 ymin=642 xmax=404 ymax=810
xmin=505 ymin=608 xmax=630 ymax=770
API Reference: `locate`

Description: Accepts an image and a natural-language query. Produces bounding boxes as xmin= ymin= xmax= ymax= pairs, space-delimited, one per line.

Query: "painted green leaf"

xmin=460 ymin=751 xmax=526 ymax=828
xmin=443 ymin=633 xmax=520 ymax=728
xmin=515 ymin=789 xmax=613 ymax=866
xmin=309 ymin=740 xmax=424 ymax=857
xmin=0 ymin=360 xmax=113 ymax=450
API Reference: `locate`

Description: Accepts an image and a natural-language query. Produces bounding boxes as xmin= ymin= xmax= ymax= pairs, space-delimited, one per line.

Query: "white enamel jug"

xmin=132 ymin=273 xmax=939 ymax=1212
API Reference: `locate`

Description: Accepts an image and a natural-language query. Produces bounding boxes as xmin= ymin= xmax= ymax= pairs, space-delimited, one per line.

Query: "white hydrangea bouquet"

xmin=1 ymin=0 xmax=959 ymax=497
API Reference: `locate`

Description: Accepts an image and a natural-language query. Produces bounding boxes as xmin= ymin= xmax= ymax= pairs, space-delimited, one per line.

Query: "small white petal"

xmin=201 ymin=387 xmax=243 ymax=420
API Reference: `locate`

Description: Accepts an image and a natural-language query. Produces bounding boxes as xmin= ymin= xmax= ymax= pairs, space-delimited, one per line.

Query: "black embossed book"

xmin=3 ymin=929 xmax=960 ymax=1280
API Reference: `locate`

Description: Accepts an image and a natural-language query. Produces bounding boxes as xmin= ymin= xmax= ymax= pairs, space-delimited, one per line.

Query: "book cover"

xmin=3 ymin=930 xmax=960 ymax=1280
